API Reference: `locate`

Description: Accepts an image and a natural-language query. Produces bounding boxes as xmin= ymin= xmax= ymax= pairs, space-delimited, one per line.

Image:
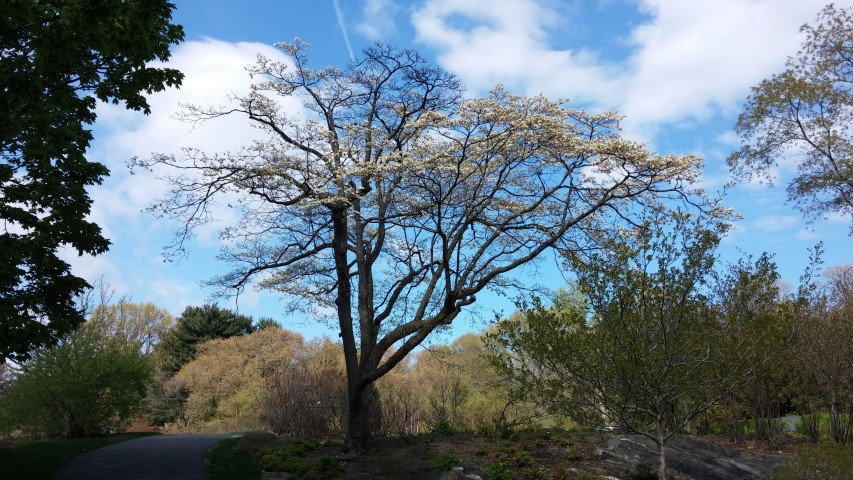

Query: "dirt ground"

xmin=237 ymin=430 xmax=806 ymax=480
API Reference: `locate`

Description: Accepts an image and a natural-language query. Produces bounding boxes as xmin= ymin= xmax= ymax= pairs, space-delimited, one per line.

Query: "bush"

xmin=772 ymin=442 xmax=853 ymax=480
xmin=258 ymin=441 xmax=339 ymax=480
xmin=484 ymin=459 xmax=513 ymax=480
xmin=0 ymin=327 xmax=152 ymax=438
xmin=432 ymin=420 xmax=456 ymax=436
xmin=795 ymin=413 xmax=830 ymax=440
xmin=514 ymin=449 xmax=535 ymax=467
xmin=435 ymin=453 xmax=459 ymax=471
xmin=565 ymin=447 xmax=584 ymax=461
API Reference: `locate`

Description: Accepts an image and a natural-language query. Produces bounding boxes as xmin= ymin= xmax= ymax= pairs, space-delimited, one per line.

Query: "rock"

xmin=597 ymin=434 xmax=784 ymax=480
xmin=437 ymin=466 xmax=484 ymax=480
xmin=564 ymin=466 xmax=622 ymax=479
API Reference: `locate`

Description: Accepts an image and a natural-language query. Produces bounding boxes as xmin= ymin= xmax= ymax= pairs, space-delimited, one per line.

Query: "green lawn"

xmin=0 ymin=432 xmax=158 ymax=480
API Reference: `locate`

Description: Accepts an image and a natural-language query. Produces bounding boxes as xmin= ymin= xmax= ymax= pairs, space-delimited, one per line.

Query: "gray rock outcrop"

xmin=597 ymin=434 xmax=784 ymax=480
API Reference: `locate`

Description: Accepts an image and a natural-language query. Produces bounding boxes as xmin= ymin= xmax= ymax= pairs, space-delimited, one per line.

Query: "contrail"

xmin=332 ymin=0 xmax=356 ymax=62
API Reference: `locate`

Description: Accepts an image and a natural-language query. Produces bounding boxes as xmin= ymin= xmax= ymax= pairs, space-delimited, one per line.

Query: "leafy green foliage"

xmin=434 ymin=453 xmax=459 ymax=471
xmin=790 ymin=263 xmax=853 ymax=445
xmin=432 ymin=420 xmax=457 ymax=437
xmin=0 ymin=0 xmax=184 ymax=362
xmin=0 ymin=327 xmax=153 ymax=438
xmin=484 ymin=458 xmax=513 ymax=480
xmin=87 ymin=300 xmax=173 ymax=354
xmin=258 ymin=441 xmax=340 ymax=480
xmin=487 ymin=211 xmax=773 ymax=480
xmin=254 ymin=317 xmax=280 ymax=330
xmin=138 ymin=38 xmax=712 ymax=450
xmin=157 ymin=304 xmax=254 ymax=375
xmin=729 ymin=4 xmax=853 ymax=232
xmin=565 ymin=447 xmax=584 ymax=461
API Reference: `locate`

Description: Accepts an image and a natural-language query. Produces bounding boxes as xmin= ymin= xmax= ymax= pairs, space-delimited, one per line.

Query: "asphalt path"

xmin=52 ymin=434 xmax=234 ymax=480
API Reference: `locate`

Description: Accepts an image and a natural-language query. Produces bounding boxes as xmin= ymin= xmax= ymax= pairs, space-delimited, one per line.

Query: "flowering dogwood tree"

xmin=135 ymin=41 xmax=713 ymax=450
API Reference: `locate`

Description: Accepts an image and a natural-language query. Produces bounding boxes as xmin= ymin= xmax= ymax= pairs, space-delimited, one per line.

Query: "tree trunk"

xmin=345 ymin=380 xmax=374 ymax=452
xmin=656 ymin=422 xmax=668 ymax=480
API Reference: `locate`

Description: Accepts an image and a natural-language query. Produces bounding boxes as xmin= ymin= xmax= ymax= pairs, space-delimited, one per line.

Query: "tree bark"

xmin=345 ymin=380 xmax=374 ymax=451
xmin=656 ymin=421 xmax=668 ymax=480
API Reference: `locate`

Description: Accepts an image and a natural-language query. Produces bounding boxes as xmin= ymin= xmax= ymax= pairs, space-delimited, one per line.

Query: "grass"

xmin=772 ymin=441 xmax=853 ymax=480
xmin=0 ymin=432 xmax=158 ymax=480
xmin=204 ymin=436 xmax=262 ymax=480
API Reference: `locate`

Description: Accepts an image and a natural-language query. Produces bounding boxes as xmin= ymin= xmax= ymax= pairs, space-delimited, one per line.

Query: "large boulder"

xmin=597 ymin=434 xmax=784 ymax=480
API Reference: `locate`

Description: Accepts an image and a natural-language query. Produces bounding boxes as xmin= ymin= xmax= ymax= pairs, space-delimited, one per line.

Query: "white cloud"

xmin=96 ymin=38 xmax=300 ymax=161
xmin=58 ymin=247 xmax=127 ymax=294
xmin=753 ymin=214 xmax=800 ymax=232
xmin=412 ymin=0 xmax=849 ymax=142
xmin=796 ymin=227 xmax=818 ymax=240
xmin=356 ymin=0 xmax=400 ymax=40
xmin=619 ymin=0 xmax=828 ymax=139
xmin=77 ymin=38 xmax=305 ymax=314
xmin=89 ymin=38 xmax=303 ymax=235
xmin=825 ymin=211 xmax=852 ymax=224
xmin=715 ymin=130 xmax=739 ymax=147
xmin=412 ymin=0 xmax=622 ymax=107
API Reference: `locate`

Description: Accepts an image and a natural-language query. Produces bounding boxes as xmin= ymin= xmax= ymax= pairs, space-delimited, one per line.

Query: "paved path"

xmin=52 ymin=434 xmax=234 ymax=480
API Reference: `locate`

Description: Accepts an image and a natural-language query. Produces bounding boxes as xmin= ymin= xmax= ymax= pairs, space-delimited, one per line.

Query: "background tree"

xmin=488 ymin=213 xmax=757 ymax=480
xmin=156 ymin=304 xmax=254 ymax=376
xmin=137 ymin=41 xmax=713 ymax=449
xmin=709 ymin=253 xmax=793 ymax=443
xmin=791 ymin=264 xmax=853 ymax=444
xmin=254 ymin=317 xmax=280 ymax=330
xmin=0 ymin=0 xmax=184 ymax=362
xmin=0 ymin=325 xmax=152 ymax=438
xmin=260 ymin=337 xmax=347 ymax=437
xmin=88 ymin=299 xmax=173 ymax=355
xmin=0 ymin=363 xmax=11 ymax=398
xmin=375 ymin=352 xmax=422 ymax=436
xmin=729 ymin=4 xmax=853 ymax=232
xmin=172 ymin=327 xmax=303 ymax=432
xmin=405 ymin=333 xmax=528 ymax=435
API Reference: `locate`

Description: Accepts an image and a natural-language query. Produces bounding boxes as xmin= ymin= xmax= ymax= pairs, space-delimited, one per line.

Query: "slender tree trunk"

xmin=656 ymin=421 xmax=668 ymax=480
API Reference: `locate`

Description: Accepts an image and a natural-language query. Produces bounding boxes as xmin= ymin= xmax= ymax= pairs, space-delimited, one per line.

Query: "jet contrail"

xmin=332 ymin=0 xmax=356 ymax=62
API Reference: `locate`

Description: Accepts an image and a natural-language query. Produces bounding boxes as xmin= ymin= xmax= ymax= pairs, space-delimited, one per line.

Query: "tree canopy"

xmin=729 ymin=4 xmax=853 ymax=232
xmin=157 ymin=304 xmax=254 ymax=375
xmin=0 ymin=325 xmax=153 ymax=438
xmin=137 ymin=40 xmax=717 ymax=449
xmin=87 ymin=299 xmax=173 ymax=355
xmin=487 ymin=212 xmax=774 ymax=480
xmin=0 ymin=0 xmax=184 ymax=362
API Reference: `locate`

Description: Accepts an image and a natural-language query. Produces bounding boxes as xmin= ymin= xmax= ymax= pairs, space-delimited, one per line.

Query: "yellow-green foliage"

xmin=0 ymin=327 xmax=153 ymax=438
xmin=173 ymin=328 xmax=303 ymax=430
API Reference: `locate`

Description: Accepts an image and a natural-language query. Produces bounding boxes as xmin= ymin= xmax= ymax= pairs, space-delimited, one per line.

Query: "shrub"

xmin=258 ymin=441 xmax=339 ymax=480
xmin=0 ymin=327 xmax=152 ymax=438
xmin=432 ymin=420 xmax=456 ymax=436
xmin=435 ymin=453 xmax=459 ymax=471
xmin=514 ymin=450 xmax=535 ymax=467
xmin=566 ymin=447 xmax=584 ymax=461
xmin=484 ymin=459 xmax=513 ymax=480
xmin=521 ymin=465 xmax=550 ymax=480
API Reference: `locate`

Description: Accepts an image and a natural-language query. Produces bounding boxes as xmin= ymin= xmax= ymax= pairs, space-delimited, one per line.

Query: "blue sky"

xmin=69 ymin=0 xmax=852 ymax=340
